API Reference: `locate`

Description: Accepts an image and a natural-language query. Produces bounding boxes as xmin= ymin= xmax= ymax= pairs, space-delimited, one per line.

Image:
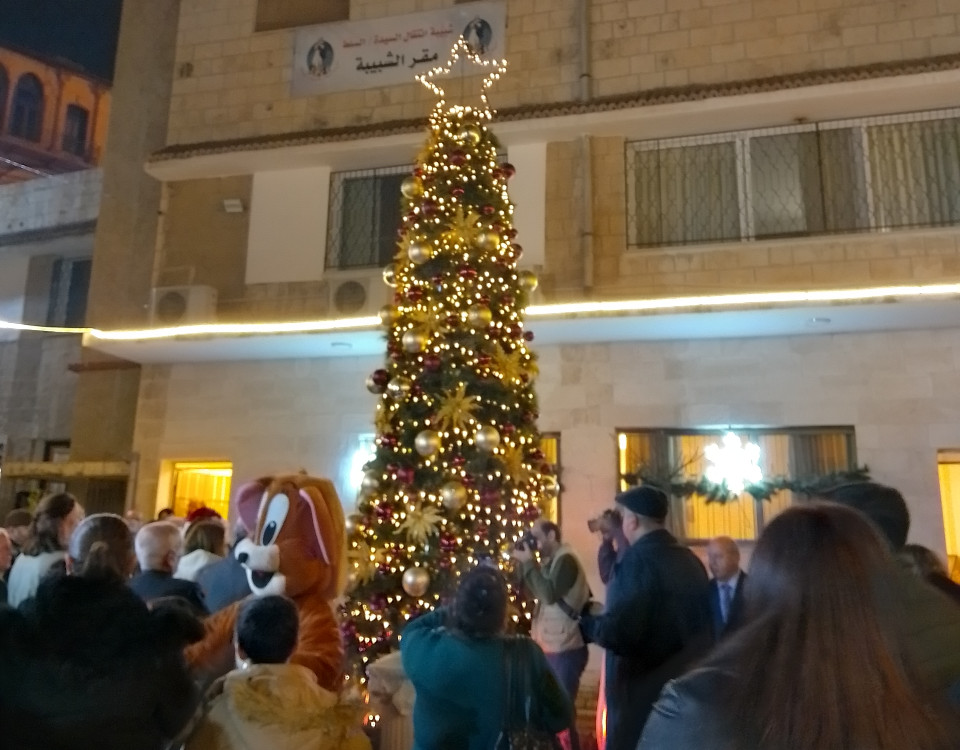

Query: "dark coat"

xmin=637 ymin=664 xmax=733 ymax=750
xmin=707 ymin=571 xmax=748 ymax=642
xmin=194 ymin=546 xmax=251 ymax=614
xmin=580 ymin=528 xmax=710 ymax=750
xmin=129 ymin=569 xmax=208 ymax=616
xmin=0 ymin=573 xmax=204 ymax=750
xmin=401 ymin=607 xmax=572 ymax=750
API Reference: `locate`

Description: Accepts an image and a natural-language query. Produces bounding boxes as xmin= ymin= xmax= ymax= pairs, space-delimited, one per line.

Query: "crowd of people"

xmin=1 ymin=480 xmax=959 ymax=749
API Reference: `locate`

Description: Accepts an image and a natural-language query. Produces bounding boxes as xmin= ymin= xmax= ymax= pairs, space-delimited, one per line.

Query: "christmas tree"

xmin=341 ymin=39 xmax=558 ymax=690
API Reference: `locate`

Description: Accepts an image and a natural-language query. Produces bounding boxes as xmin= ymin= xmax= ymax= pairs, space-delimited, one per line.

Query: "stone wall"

xmin=167 ymin=0 xmax=960 ymax=145
xmin=0 ymin=170 xmax=102 ymax=239
xmin=132 ymin=326 xmax=960 ymax=564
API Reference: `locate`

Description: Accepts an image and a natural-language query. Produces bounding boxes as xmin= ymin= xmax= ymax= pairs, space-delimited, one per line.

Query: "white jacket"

xmin=185 ymin=663 xmax=371 ymax=750
xmin=175 ymin=549 xmax=223 ymax=582
xmin=6 ymin=550 xmax=65 ymax=607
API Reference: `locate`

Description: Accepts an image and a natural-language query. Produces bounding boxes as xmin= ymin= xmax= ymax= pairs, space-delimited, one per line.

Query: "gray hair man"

xmin=129 ymin=522 xmax=207 ymax=616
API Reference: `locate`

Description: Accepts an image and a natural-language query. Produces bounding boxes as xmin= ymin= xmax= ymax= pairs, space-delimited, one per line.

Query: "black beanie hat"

xmin=616 ymin=485 xmax=669 ymax=522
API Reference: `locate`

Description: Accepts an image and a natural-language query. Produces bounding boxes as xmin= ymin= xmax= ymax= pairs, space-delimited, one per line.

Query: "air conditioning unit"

xmin=327 ymin=271 xmax=391 ymax=317
xmin=150 ymin=285 xmax=218 ymax=325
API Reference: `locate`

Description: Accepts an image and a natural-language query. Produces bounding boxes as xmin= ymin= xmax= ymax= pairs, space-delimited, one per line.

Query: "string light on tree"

xmin=340 ymin=36 xmax=554 ymax=696
xmin=704 ymin=432 xmax=763 ymax=495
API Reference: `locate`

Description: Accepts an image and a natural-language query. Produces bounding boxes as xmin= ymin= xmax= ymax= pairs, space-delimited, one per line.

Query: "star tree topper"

xmin=704 ymin=432 xmax=763 ymax=495
xmin=416 ymin=35 xmax=508 ymax=113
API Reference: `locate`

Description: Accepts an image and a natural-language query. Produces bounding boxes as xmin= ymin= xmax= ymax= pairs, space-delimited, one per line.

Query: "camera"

xmin=587 ymin=508 xmax=622 ymax=534
xmin=515 ymin=532 xmax=538 ymax=552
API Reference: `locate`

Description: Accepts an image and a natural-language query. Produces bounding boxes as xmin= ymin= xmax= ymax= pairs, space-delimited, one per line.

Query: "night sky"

xmin=0 ymin=0 xmax=123 ymax=81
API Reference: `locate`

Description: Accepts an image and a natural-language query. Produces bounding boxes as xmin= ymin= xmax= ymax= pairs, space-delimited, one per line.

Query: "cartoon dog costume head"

xmin=234 ymin=473 xmax=346 ymax=601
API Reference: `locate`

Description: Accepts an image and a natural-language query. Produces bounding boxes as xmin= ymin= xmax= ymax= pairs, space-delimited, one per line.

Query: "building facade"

xmin=0 ymin=46 xmax=110 ymax=184
xmin=76 ymin=0 xmax=960 ymax=576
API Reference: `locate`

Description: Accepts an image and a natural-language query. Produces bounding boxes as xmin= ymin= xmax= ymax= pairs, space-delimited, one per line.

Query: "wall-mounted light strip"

xmin=1 ymin=282 xmax=958 ymax=343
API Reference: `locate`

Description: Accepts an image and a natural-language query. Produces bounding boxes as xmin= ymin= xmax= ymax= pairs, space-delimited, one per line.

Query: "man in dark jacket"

xmin=195 ymin=525 xmax=252 ymax=613
xmin=129 ymin=521 xmax=207 ymax=616
xmin=580 ymin=485 xmax=711 ymax=750
xmin=706 ymin=536 xmax=748 ymax=642
xmin=819 ymin=482 xmax=960 ymax=700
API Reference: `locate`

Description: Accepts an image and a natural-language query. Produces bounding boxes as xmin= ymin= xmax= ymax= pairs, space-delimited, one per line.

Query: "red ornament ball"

xmin=506 ymin=227 xmax=518 ymax=239
xmin=529 ymin=448 xmax=545 ymax=461
xmin=451 ymin=455 xmax=466 ymax=467
xmin=502 ymin=423 xmax=516 ymax=434
xmin=371 ymin=368 xmax=390 ymax=387
xmin=446 ymin=313 xmax=460 ymax=327
xmin=413 ymin=166 xmax=423 ymax=177
xmin=481 ymin=204 xmax=495 ymax=216
xmin=407 ymin=288 xmax=424 ymax=303
xmin=524 ymin=330 xmax=535 ymax=342
xmin=502 ymin=163 xmax=516 ymax=178
xmin=423 ymin=354 xmax=442 ymax=371
xmin=449 ymin=150 xmax=467 ymax=166
xmin=477 ymin=354 xmax=491 ymax=366
xmin=397 ymin=466 xmax=416 ymax=484
xmin=502 ymin=295 xmax=515 ymax=306
xmin=459 ymin=266 xmax=478 ymax=279
xmin=511 ymin=244 xmax=524 ymax=259
xmin=480 ymin=487 xmax=500 ymax=506
xmin=462 ymin=474 xmax=477 ymax=488
xmin=375 ymin=504 xmax=394 ymax=520
xmin=452 ymin=187 xmax=465 ymax=197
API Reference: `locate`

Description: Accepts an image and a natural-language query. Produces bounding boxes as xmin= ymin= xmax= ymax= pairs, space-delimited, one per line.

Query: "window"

xmin=626 ymin=109 xmax=960 ymax=247
xmin=61 ymin=104 xmax=89 ymax=157
xmin=256 ymin=0 xmax=349 ymax=31
xmin=326 ymin=165 xmax=410 ymax=269
xmin=168 ymin=461 xmax=233 ymax=519
xmin=9 ymin=73 xmax=44 ymax=142
xmin=47 ymin=258 xmax=92 ymax=327
xmin=616 ymin=427 xmax=856 ymax=541
xmin=0 ymin=65 xmax=8 ymax=130
xmin=938 ymin=451 xmax=960 ymax=581
xmin=540 ymin=433 xmax=561 ymax=524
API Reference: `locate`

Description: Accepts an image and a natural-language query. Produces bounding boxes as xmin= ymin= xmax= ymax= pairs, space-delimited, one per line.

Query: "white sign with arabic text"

xmin=291 ymin=1 xmax=506 ymax=97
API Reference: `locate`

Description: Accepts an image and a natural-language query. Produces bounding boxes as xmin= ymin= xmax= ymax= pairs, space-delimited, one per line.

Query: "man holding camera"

xmin=512 ymin=519 xmax=590 ymax=750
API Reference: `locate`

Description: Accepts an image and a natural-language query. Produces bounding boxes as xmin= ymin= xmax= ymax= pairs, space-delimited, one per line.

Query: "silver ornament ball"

xmin=401 ymin=175 xmax=424 ymax=200
xmin=360 ymin=472 xmax=380 ymax=493
xmin=386 ymin=377 xmax=412 ymax=398
xmin=518 ymin=269 xmax=539 ymax=293
xmin=402 ymin=329 xmax=428 ymax=353
xmin=383 ymin=266 xmax=397 ymax=288
xmin=467 ymin=305 xmax=493 ymax=328
xmin=415 ymin=430 xmax=441 ymax=457
xmin=402 ymin=566 xmax=431 ymax=597
xmin=379 ymin=305 xmax=396 ymax=327
xmin=475 ymin=425 xmax=501 ymax=452
xmin=457 ymin=123 xmax=483 ymax=146
xmin=440 ymin=481 xmax=468 ymax=510
xmin=408 ymin=241 xmax=435 ymax=265
xmin=345 ymin=513 xmax=363 ymax=536
xmin=542 ymin=475 xmax=560 ymax=500
xmin=476 ymin=231 xmax=499 ymax=252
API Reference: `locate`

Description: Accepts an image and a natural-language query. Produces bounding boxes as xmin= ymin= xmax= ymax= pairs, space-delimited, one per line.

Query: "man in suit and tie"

xmin=707 ymin=536 xmax=747 ymax=641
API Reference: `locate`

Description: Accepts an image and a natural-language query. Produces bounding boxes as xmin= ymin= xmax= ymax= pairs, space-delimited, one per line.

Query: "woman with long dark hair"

xmin=401 ymin=564 xmax=572 ymax=750
xmin=638 ymin=503 xmax=957 ymax=750
xmin=6 ymin=492 xmax=83 ymax=606
xmin=0 ymin=513 xmax=204 ymax=750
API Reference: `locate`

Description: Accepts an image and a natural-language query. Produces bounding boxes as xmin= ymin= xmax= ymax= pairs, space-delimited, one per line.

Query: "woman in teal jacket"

xmin=401 ymin=565 xmax=573 ymax=750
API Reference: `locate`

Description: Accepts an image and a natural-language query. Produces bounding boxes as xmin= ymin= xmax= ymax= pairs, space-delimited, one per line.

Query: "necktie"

xmin=720 ymin=582 xmax=733 ymax=624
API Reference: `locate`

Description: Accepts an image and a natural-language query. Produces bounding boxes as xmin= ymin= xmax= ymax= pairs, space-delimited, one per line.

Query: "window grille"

xmin=626 ymin=109 xmax=960 ymax=248
xmin=326 ymin=164 xmax=411 ymax=270
xmin=616 ymin=427 xmax=857 ymax=541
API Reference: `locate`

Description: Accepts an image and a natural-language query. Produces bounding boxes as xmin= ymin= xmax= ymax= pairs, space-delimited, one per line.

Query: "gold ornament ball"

xmin=401 ymin=175 xmax=424 ymax=200
xmin=475 ymin=425 xmax=501 ymax=452
xmin=467 ymin=304 xmax=493 ymax=328
xmin=345 ymin=513 xmax=363 ymax=536
xmin=379 ymin=305 xmax=395 ymax=327
xmin=542 ymin=475 xmax=560 ymax=500
xmin=441 ymin=481 xmax=468 ymax=510
xmin=518 ymin=269 xmax=539 ymax=293
xmin=408 ymin=241 xmax=435 ymax=265
xmin=415 ymin=430 xmax=441 ymax=457
xmin=360 ymin=472 xmax=380 ymax=493
xmin=365 ymin=374 xmax=381 ymax=394
xmin=386 ymin=376 xmax=412 ymax=398
xmin=383 ymin=266 xmax=397 ymax=288
xmin=402 ymin=566 xmax=430 ymax=597
xmin=402 ymin=329 xmax=428 ymax=353
xmin=457 ymin=123 xmax=483 ymax=146
xmin=476 ymin=231 xmax=499 ymax=252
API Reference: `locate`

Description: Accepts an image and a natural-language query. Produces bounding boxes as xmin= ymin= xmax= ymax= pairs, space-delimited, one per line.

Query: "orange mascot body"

xmin=186 ymin=473 xmax=346 ymax=691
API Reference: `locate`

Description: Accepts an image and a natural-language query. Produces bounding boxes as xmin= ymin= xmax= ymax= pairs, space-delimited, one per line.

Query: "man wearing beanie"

xmin=579 ymin=485 xmax=710 ymax=750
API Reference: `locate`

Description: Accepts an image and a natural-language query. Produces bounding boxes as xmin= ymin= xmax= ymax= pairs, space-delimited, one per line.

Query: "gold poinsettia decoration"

xmin=374 ymin=402 xmax=394 ymax=435
xmin=442 ymin=206 xmax=483 ymax=247
xmin=500 ymin=443 xmax=536 ymax=485
xmin=347 ymin=540 xmax=379 ymax=583
xmin=434 ymin=383 xmax=479 ymax=432
xmin=408 ymin=307 xmax=449 ymax=338
xmin=398 ymin=500 xmax=444 ymax=543
xmin=416 ymin=138 xmax=437 ymax=166
xmin=492 ymin=344 xmax=539 ymax=382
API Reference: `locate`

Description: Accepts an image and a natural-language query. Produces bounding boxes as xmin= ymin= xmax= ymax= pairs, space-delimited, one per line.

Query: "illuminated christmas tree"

xmin=341 ymin=39 xmax=558 ymax=689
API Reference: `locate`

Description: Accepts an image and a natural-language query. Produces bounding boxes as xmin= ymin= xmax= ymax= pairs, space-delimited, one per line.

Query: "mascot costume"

xmin=186 ymin=473 xmax=346 ymax=691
